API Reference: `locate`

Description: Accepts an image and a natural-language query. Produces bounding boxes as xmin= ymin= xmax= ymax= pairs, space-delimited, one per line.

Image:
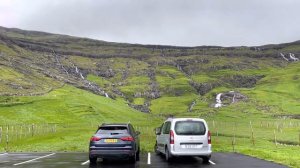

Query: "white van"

xmin=154 ymin=118 xmax=212 ymax=163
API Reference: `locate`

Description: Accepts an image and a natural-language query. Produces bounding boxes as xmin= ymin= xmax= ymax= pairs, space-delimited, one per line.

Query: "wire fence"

xmin=0 ymin=120 xmax=299 ymax=152
xmin=0 ymin=123 xmax=57 ymax=151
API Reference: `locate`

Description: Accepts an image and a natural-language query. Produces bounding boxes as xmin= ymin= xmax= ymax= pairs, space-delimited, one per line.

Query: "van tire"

xmin=202 ymin=156 xmax=210 ymax=164
xmin=154 ymin=142 xmax=160 ymax=155
xmin=165 ymin=147 xmax=172 ymax=162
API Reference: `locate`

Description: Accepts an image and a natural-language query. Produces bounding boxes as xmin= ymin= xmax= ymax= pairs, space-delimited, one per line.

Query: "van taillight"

xmin=90 ymin=136 xmax=101 ymax=142
xmin=208 ymin=131 xmax=211 ymax=144
xmin=170 ymin=130 xmax=174 ymax=144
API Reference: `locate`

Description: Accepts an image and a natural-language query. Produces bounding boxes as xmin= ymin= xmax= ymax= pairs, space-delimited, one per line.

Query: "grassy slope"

xmin=0 ymin=84 xmax=162 ymax=152
xmin=1 ymin=27 xmax=300 ymax=167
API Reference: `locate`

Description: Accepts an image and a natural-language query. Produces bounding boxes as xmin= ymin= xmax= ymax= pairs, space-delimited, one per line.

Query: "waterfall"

xmin=80 ymin=73 xmax=84 ymax=79
xmin=105 ymin=93 xmax=109 ymax=98
xmin=280 ymin=53 xmax=289 ymax=61
xmin=214 ymin=93 xmax=222 ymax=108
xmin=289 ymin=53 xmax=299 ymax=61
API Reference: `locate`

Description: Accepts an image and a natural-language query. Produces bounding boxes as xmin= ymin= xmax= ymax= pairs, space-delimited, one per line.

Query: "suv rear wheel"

xmin=136 ymin=148 xmax=140 ymax=161
xmin=129 ymin=152 xmax=136 ymax=163
xmin=89 ymin=156 xmax=97 ymax=164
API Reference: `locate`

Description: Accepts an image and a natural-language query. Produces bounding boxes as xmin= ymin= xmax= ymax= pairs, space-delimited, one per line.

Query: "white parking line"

xmin=147 ymin=152 xmax=151 ymax=165
xmin=0 ymin=153 xmax=8 ymax=156
xmin=209 ymin=160 xmax=216 ymax=165
xmin=81 ymin=160 xmax=90 ymax=165
xmin=13 ymin=153 xmax=55 ymax=166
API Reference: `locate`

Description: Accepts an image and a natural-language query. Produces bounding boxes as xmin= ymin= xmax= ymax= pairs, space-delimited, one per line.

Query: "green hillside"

xmin=0 ymin=26 xmax=300 ymax=167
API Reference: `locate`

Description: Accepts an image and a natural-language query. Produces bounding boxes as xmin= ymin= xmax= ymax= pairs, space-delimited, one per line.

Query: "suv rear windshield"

xmin=97 ymin=126 xmax=128 ymax=134
xmin=175 ymin=121 xmax=206 ymax=135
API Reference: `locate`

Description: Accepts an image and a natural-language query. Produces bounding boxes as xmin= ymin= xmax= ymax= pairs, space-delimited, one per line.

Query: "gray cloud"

xmin=1 ymin=0 xmax=300 ymax=46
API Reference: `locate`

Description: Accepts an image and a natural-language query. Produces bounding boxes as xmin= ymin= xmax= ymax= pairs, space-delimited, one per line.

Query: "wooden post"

xmin=232 ymin=125 xmax=236 ymax=152
xmin=0 ymin=127 xmax=2 ymax=144
xmin=6 ymin=133 xmax=8 ymax=152
xmin=20 ymin=125 xmax=23 ymax=139
xmin=298 ymin=132 xmax=300 ymax=146
xmin=32 ymin=124 xmax=34 ymax=137
xmin=274 ymin=130 xmax=277 ymax=147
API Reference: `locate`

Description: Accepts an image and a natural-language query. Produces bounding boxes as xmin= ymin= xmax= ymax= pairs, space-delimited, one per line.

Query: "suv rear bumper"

xmin=89 ymin=147 xmax=135 ymax=158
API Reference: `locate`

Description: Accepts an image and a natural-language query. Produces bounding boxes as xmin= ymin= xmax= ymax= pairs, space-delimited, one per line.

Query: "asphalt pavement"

xmin=0 ymin=152 xmax=287 ymax=168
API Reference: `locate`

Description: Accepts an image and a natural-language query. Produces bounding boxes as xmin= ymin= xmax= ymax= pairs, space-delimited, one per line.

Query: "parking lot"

xmin=0 ymin=152 xmax=286 ymax=168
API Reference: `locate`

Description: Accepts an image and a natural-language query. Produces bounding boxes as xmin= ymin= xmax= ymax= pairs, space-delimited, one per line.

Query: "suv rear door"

xmin=173 ymin=119 xmax=208 ymax=153
xmin=93 ymin=126 xmax=132 ymax=148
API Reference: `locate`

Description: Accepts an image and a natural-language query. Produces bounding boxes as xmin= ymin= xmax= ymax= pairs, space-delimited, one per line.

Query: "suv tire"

xmin=89 ymin=156 xmax=97 ymax=164
xmin=129 ymin=153 xmax=136 ymax=163
xmin=136 ymin=148 xmax=140 ymax=161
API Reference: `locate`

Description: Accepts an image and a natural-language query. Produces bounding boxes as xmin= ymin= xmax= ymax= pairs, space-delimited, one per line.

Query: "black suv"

xmin=89 ymin=123 xmax=140 ymax=163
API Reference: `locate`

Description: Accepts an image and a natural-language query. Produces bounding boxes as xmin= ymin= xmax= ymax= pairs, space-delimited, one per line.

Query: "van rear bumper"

xmin=170 ymin=144 xmax=212 ymax=156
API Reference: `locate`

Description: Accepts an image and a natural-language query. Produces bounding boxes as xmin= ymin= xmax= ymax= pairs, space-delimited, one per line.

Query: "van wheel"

xmin=165 ymin=147 xmax=172 ymax=162
xmin=202 ymin=156 xmax=210 ymax=164
xmin=154 ymin=142 xmax=160 ymax=155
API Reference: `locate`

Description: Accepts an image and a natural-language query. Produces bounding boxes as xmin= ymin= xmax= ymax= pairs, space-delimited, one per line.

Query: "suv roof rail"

xmin=98 ymin=123 xmax=106 ymax=128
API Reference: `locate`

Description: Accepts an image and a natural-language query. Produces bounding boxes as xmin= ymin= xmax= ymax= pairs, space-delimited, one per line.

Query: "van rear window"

xmin=175 ymin=121 xmax=206 ymax=135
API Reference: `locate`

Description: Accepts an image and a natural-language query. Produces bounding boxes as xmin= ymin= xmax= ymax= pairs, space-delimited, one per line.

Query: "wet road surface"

xmin=0 ymin=152 xmax=287 ymax=168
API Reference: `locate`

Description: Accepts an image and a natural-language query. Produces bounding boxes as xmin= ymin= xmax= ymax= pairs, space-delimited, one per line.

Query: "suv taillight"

xmin=208 ymin=131 xmax=211 ymax=144
xmin=121 ymin=136 xmax=134 ymax=141
xmin=90 ymin=136 xmax=101 ymax=142
xmin=170 ymin=130 xmax=174 ymax=144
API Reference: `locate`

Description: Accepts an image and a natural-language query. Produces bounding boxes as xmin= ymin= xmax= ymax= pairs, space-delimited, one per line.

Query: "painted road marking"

xmin=0 ymin=153 xmax=8 ymax=156
xmin=209 ymin=160 xmax=216 ymax=165
xmin=147 ymin=152 xmax=151 ymax=165
xmin=13 ymin=153 xmax=55 ymax=166
xmin=81 ymin=160 xmax=90 ymax=165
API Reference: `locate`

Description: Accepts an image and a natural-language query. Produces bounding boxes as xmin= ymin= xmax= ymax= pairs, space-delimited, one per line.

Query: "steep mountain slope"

xmin=0 ymin=26 xmax=299 ymax=117
xmin=1 ymin=27 xmax=300 ymax=167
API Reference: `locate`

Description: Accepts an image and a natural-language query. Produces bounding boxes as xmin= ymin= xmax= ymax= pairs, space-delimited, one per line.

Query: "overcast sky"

xmin=0 ymin=0 xmax=300 ymax=47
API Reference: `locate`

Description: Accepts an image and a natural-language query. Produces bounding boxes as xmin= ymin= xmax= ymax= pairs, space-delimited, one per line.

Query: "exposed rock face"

xmin=222 ymin=75 xmax=264 ymax=88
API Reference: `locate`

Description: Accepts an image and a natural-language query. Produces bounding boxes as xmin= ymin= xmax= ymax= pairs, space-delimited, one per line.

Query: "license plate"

xmin=104 ymin=139 xmax=118 ymax=143
xmin=182 ymin=144 xmax=202 ymax=148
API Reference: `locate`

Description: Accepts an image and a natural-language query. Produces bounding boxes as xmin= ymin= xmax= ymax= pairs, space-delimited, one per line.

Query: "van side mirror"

xmin=155 ymin=127 xmax=161 ymax=135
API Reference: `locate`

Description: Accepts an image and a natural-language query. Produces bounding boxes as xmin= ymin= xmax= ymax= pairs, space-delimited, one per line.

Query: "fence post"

xmin=20 ymin=125 xmax=23 ymax=139
xmin=298 ymin=132 xmax=300 ymax=146
xmin=274 ymin=130 xmax=277 ymax=147
xmin=232 ymin=124 xmax=236 ymax=152
xmin=6 ymin=133 xmax=8 ymax=152
xmin=0 ymin=127 xmax=2 ymax=144
xmin=32 ymin=124 xmax=34 ymax=137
